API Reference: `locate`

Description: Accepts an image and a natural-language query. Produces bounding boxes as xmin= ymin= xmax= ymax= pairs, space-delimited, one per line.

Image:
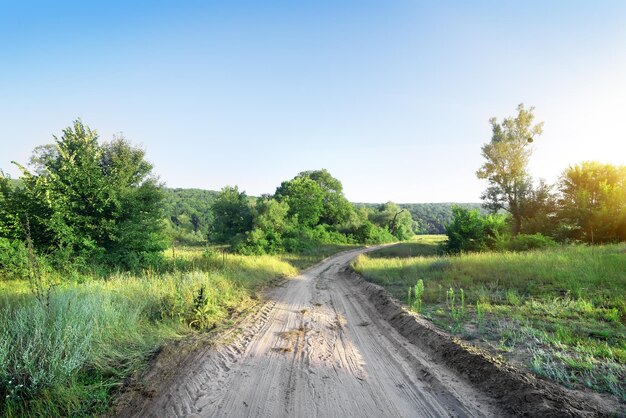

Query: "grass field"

xmin=353 ymin=236 xmax=626 ymax=401
xmin=0 ymin=244 xmax=358 ymax=417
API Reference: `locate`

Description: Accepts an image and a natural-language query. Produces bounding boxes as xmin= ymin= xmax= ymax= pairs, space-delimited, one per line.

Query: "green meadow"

xmin=353 ymin=236 xmax=626 ymax=401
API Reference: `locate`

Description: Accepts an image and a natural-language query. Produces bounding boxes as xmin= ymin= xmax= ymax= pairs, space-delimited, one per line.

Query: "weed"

xmin=476 ymin=301 xmax=485 ymax=332
xmin=407 ymin=279 xmax=425 ymax=313
xmin=446 ymin=288 xmax=465 ymax=331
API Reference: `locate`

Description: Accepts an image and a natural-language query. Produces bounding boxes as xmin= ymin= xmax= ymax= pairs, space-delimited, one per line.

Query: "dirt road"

xmin=117 ymin=247 xmax=611 ymax=417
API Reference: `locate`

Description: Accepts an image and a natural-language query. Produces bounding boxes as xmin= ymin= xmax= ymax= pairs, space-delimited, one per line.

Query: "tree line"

xmin=2 ymin=112 xmax=623 ymax=276
xmin=0 ymin=121 xmax=419 ymax=277
xmin=208 ymin=170 xmax=415 ymax=254
xmin=446 ymin=104 xmax=626 ymax=253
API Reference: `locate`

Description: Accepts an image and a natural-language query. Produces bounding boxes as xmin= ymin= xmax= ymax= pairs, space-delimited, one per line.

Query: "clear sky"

xmin=1 ymin=1 xmax=625 ymax=203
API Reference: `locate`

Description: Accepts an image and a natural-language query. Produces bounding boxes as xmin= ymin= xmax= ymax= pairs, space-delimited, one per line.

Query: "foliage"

xmin=351 ymin=221 xmax=395 ymax=244
xmin=0 ymin=238 xmax=28 ymax=280
xmin=520 ymin=179 xmax=558 ymax=236
xmin=444 ymin=207 xmax=508 ymax=253
xmin=163 ymin=188 xmax=217 ymax=245
xmin=368 ymin=202 xmax=415 ymax=240
xmin=355 ymin=202 xmax=487 ymax=235
xmin=1 ymin=121 xmax=166 ymax=270
xmin=557 ymin=161 xmax=626 ymax=243
xmin=477 ymin=104 xmax=544 ymax=235
xmin=407 ymin=279 xmax=424 ymax=313
xmin=275 ymin=175 xmax=325 ymax=227
xmin=210 ymin=186 xmax=254 ymax=244
xmin=1 ymin=246 xmax=346 ymax=416
xmin=235 ymin=169 xmax=401 ymax=253
xmin=353 ymin=242 xmax=626 ymax=400
xmin=295 ymin=169 xmax=355 ymax=226
xmin=508 ymin=233 xmax=556 ymax=251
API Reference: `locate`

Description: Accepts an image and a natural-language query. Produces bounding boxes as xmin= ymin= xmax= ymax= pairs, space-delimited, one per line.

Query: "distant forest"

xmin=9 ymin=176 xmax=486 ymax=243
xmin=355 ymin=203 xmax=487 ymax=235
xmin=164 ymin=187 xmax=483 ymax=243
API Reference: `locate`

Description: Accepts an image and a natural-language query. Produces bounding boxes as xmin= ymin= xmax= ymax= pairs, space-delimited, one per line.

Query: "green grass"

xmin=0 ymin=245 xmax=356 ymax=417
xmin=365 ymin=235 xmax=445 ymax=258
xmin=353 ymin=238 xmax=626 ymax=401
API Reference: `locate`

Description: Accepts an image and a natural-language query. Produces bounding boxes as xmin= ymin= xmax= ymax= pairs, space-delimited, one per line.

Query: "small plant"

xmin=476 ymin=300 xmax=485 ymax=332
xmin=24 ymin=218 xmax=55 ymax=309
xmin=411 ymin=279 xmax=425 ymax=313
xmin=505 ymin=289 xmax=521 ymax=306
xmin=446 ymin=287 xmax=465 ymax=332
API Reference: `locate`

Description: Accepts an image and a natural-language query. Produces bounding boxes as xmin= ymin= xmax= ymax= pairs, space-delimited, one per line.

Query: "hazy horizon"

xmin=2 ymin=1 xmax=626 ymax=202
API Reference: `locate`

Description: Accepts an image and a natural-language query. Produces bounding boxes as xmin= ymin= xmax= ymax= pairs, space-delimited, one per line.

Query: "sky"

xmin=1 ymin=1 xmax=625 ymax=203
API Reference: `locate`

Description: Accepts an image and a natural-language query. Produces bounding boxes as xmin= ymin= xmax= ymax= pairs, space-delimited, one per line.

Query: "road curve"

xmin=119 ymin=247 xmax=504 ymax=417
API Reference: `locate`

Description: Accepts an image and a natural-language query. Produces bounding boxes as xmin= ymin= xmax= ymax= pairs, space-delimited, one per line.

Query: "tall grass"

xmin=354 ymin=244 xmax=626 ymax=313
xmin=0 ymin=246 xmax=342 ymax=416
xmin=353 ymin=242 xmax=626 ymax=401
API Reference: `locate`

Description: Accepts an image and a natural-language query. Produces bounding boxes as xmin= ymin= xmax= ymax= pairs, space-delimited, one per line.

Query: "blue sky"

xmin=1 ymin=1 xmax=625 ymax=202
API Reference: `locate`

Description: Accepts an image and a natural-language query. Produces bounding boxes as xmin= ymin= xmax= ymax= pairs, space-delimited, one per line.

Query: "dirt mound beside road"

xmin=347 ymin=270 xmax=620 ymax=417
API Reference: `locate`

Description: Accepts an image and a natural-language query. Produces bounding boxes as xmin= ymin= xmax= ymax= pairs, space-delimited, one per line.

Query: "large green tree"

xmin=369 ymin=202 xmax=415 ymax=240
xmin=296 ymin=169 xmax=354 ymax=225
xmin=275 ymin=176 xmax=325 ymax=227
xmin=211 ymin=186 xmax=254 ymax=243
xmin=557 ymin=161 xmax=626 ymax=243
xmin=477 ymin=104 xmax=543 ymax=235
xmin=5 ymin=120 xmax=166 ymax=269
xmin=275 ymin=169 xmax=353 ymax=227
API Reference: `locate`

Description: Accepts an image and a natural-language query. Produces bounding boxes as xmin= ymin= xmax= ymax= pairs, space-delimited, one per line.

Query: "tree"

xmin=477 ymin=104 xmax=543 ymax=235
xmin=520 ymin=179 xmax=558 ymax=236
xmin=557 ymin=162 xmax=626 ymax=243
xmin=369 ymin=202 xmax=415 ymax=240
xmin=296 ymin=169 xmax=354 ymax=225
xmin=445 ymin=207 xmax=508 ymax=253
xmin=7 ymin=121 xmax=166 ymax=269
xmin=211 ymin=186 xmax=254 ymax=243
xmin=275 ymin=176 xmax=325 ymax=227
xmin=237 ymin=197 xmax=290 ymax=254
xmin=275 ymin=169 xmax=354 ymax=228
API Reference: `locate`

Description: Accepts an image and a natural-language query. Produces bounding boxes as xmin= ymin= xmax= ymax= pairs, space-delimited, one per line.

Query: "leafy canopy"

xmin=477 ymin=103 xmax=543 ymax=234
xmin=2 ymin=120 xmax=166 ymax=270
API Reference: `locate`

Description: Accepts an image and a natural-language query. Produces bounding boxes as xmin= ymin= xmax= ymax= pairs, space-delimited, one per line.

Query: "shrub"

xmin=351 ymin=221 xmax=395 ymax=245
xmin=508 ymin=233 xmax=557 ymax=251
xmin=0 ymin=294 xmax=96 ymax=400
xmin=444 ymin=207 xmax=508 ymax=253
xmin=0 ymin=238 xmax=28 ymax=280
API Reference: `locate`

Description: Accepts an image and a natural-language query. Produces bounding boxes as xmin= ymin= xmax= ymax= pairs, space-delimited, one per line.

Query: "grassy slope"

xmin=352 ymin=236 xmax=626 ymax=402
xmin=0 ymin=244 xmax=358 ymax=417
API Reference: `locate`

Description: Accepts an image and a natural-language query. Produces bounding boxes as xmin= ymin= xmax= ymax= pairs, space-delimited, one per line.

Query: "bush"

xmin=351 ymin=221 xmax=395 ymax=245
xmin=0 ymin=294 xmax=97 ymax=401
xmin=508 ymin=233 xmax=557 ymax=251
xmin=444 ymin=207 xmax=509 ymax=253
xmin=235 ymin=227 xmax=285 ymax=255
xmin=0 ymin=238 xmax=28 ymax=280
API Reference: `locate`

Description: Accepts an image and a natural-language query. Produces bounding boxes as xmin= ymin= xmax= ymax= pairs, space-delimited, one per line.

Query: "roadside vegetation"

xmin=0 ymin=245 xmax=360 ymax=416
xmin=353 ymin=240 xmax=626 ymax=401
xmin=0 ymin=120 xmax=372 ymax=416
xmin=2 ymin=102 xmax=625 ymax=414
xmin=353 ymin=104 xmax=626 ymax=404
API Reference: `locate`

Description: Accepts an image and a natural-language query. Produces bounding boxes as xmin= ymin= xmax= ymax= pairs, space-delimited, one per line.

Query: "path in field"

xmin=120 ymin=248 xmax=504 ymax=417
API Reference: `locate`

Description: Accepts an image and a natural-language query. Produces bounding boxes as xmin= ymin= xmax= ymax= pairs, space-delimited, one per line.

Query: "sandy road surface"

xmin=119 ymin=247 xmax=506 ymax=417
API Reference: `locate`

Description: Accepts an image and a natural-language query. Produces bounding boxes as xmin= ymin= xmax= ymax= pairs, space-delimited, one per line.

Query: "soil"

xmin=113 ymin=247 xmax=620 ymax=417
